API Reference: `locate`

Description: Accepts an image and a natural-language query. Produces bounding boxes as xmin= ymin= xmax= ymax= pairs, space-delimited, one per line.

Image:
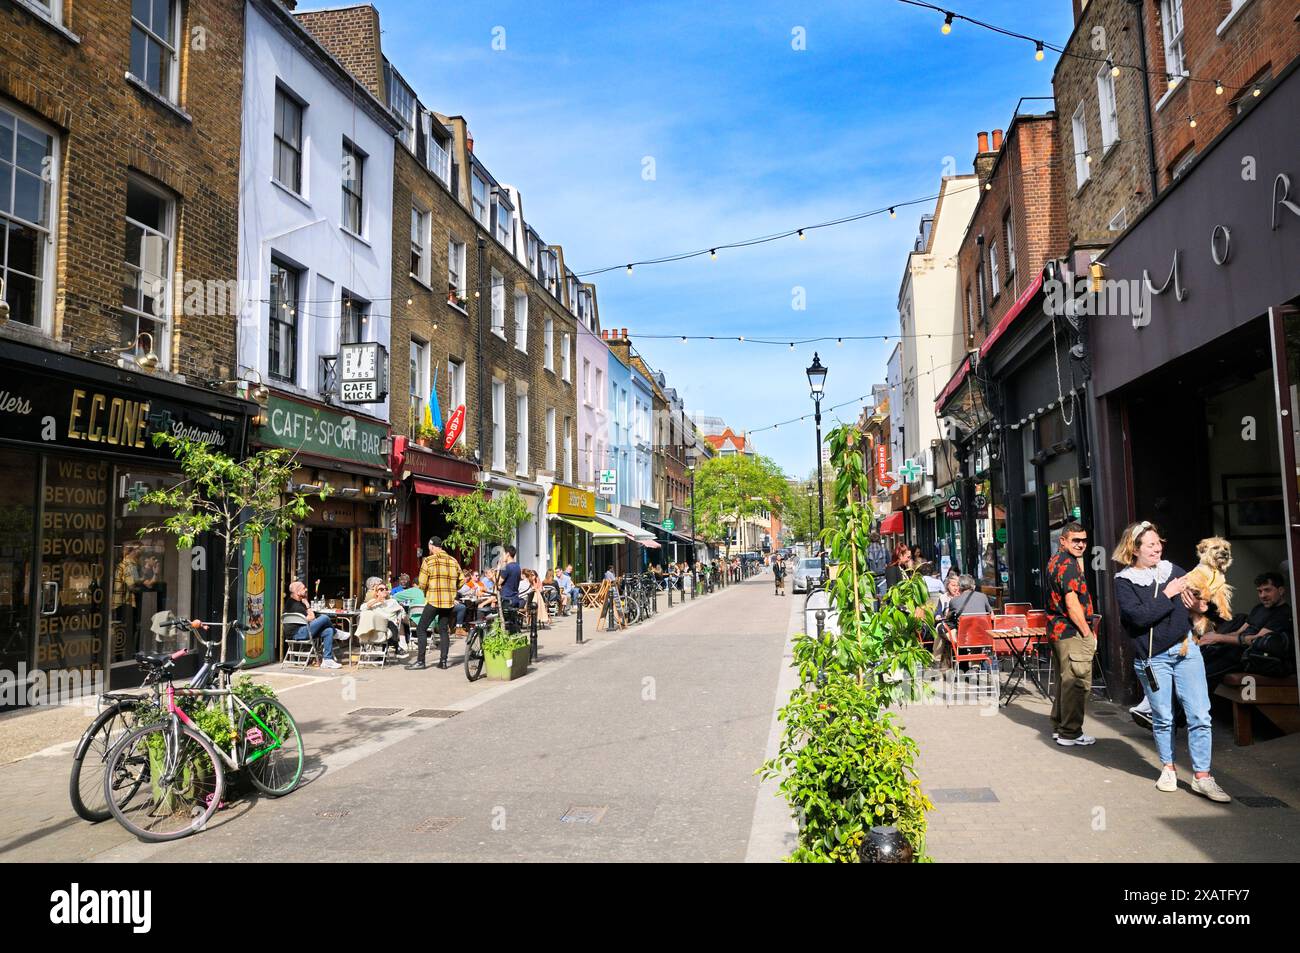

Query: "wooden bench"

xmin=1214 ymin=672 xmax=1300 ymax=746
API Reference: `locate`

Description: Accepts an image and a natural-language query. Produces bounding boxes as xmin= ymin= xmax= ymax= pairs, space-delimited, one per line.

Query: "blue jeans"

xmin=307 ymin=615 xmax=336 ymax=660
xmin=1133 ymin=637 xmax=1213 ymax=773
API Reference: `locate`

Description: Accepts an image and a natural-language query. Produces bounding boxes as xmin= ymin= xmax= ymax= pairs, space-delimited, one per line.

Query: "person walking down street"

xmin=410 ymin=536 xmax=462 ymax=670
xmin=867 ymin=532 xmax=889 ymax=577
xmin=1044 ymin=523 xmax=1098 ymax=747
xmin=884 ymin=544 xmax=913 ymax=592
xmin=1113 ymin=521 xmax=1231 ymax=802
xmin=772 ymin=555 xmax=786 ymax=596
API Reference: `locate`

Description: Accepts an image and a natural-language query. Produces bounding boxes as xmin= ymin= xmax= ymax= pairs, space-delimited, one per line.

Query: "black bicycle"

xmin=69 ymin=618 xmax=222 ymax=823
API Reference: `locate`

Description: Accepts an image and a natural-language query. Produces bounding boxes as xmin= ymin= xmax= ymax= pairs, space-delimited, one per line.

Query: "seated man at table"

xmin=284 ymin=579 xmax=341 ymax=669
xmin=556 ymin=565 xmax=579 ymax=614
xmin=391 ymin=573 xmax=412 ymax=596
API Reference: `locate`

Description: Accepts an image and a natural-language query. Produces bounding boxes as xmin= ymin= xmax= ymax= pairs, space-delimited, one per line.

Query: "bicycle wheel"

xmin=104 ymin=722 xmax=224 ymax=842
xmin=464 ymin=629 xmax=485 ymax=681
xmin=70 ymin=700 xmax=143 ymax=822
xmin=239 ymin=698 xmax=304 ymax=797
xmin=623 ymin=597 xmax=641 ymax=626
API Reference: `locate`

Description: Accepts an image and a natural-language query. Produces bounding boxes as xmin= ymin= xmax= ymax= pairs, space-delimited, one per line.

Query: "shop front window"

xmin=111 ymin=467 xmax=192 ymax=663
xmin=0 ymin=449 xmax=38 ymax=679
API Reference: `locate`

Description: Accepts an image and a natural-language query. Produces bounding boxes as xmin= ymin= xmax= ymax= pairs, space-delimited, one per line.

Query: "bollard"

xmin=576 ymin=597 xmax=584 ymax=644
xmin=530 ymin=608 xmax=539 ymax=662
xmin=692 ymin=571 xmax=698 ymax=599
xmin=667 ymin=581 xmax=673 ymax=607
xmin=816 ymin=609 xmax=826 ymax=639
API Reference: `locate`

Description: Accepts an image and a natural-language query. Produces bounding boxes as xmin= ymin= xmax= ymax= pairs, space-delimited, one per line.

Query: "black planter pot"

xmin=858 ymin=825 xmax=913 ymax=863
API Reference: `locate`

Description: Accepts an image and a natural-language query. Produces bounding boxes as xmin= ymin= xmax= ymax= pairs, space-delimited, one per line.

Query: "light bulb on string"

xmin=1253 ymin=86 xmax=1261 ymax=97
xmin=1167 ymin=73 xmax=1177 ymax=90
xmin=1215 ymin=79 xmax=1224 ymax=95
xmin=1110 ymin=59 xmax=1119 ymax=78
xmin=836 ymin=338 xmax=843 ymax=346
xmin=788 ymin=343 xmax=794 ymax=351
xmin=797 ymin=229 xmax=805 ymax=240
xmin=1189 ymin=116 xmax=1197 ymax=128
xmin=889 ymin=207 xmax=896 ymax=219
xmin=709 ymin=249 xmax=717 ymax=260
xmin=680 ymin=336 xmax=687 ymax=343
xmin=738 ymin=335 xmax=744 ymax=342
xmin=941 ymin=11 xmax=953 ymax=34
xmin=1034 ymin=41 xmax=1044 ymax=61
xmin=626 ymin=264 xmax=633 ymax=274
xmin=406 ymin=296 xmax=413 ymax=306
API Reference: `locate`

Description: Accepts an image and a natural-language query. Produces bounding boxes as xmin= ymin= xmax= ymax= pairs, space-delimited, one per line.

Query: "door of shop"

xmin=1268 ymin=303 xmax=1300 ymax=702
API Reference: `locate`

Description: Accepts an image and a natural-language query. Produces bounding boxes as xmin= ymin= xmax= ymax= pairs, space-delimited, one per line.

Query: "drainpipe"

xmin=475 ymin=236 xmax=486 ymax=465
xmin=1129 ymin=0 xmax=1160 ymax=198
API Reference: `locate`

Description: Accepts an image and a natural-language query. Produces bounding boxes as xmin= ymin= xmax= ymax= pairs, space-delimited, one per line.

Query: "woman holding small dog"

xmin=1113 ymin=521 xmax=1231 ymax=803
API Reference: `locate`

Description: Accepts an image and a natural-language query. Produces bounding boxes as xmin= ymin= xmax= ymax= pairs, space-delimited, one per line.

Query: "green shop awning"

xmin=556 ymin=515 xmax=625 ymax=544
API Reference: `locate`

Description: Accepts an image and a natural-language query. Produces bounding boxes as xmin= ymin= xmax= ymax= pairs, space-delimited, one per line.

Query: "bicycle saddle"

xmin=134 ymin=648 xmax=188 ymax=669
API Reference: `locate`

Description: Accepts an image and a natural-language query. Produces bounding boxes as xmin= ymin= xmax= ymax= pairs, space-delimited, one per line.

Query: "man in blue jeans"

xmin=285 ymin=579 xmax=341 ymax=669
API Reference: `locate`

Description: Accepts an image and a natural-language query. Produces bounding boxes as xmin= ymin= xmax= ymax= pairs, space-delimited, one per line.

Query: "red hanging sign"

xmin=443 ymin=404 xmax=466 ymax=450
xmin=876 ymin=444 xmax=895 ymax=487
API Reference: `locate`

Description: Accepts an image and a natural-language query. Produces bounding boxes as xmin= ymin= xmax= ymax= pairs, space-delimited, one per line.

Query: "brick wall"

xmin=0 ymin=0 xmax=245 ymax=383
xmin=293 ymin=4 xmax=385 ymax=100
xmin=1053 ymin=0 xmax=1156 ymax=249
xmin=957 ymin=115 xmax=1066 ymax=348
xmin=1143 ymin=0 xmax=1299 ymax=189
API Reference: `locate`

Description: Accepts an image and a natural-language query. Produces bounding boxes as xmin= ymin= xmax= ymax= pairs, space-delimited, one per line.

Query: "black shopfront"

xmin=0 ymin=340 xmax=255 ymax=706
xmin=1088 ymin=58 xmax=1300 ymax=701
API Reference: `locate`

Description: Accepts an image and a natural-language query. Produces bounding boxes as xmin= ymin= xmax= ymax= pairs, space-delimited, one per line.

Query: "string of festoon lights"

xmin=897 ymin=0 xmax=1264 ymax=98
xmin=740 ymin=358 xmax=968 ymax=436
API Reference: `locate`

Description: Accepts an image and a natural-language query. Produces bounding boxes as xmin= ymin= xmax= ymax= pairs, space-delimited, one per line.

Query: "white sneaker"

xmin=1191 ymin=775 xmax=1232 ymax=803
xmin=1156 ymin=765 xmax=1178 ymax=792
xmin=1055 ymin=734 xmax=1096 ymax=747
xmin=321 ymin=658 xmax=342 ymax=670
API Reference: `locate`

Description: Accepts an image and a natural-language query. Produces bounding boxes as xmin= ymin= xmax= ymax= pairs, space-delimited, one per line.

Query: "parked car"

xmin=792 ymin=557 xmax=825 ymax=594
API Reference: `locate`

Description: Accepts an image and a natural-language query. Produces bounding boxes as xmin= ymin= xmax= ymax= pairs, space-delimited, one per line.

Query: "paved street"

xmin=1 ymin=576 xmax=792 ymax=863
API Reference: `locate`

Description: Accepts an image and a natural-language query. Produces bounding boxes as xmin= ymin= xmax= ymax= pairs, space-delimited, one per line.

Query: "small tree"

xmin=760 ymin=424 xmax=934 ymax=861
xmin=132 ymin=434 xmax=320 ymax=660
xmin=443 ymin=485 xmax=531 ymax=564
xmin=692 ymin=454 xmax=792 ymax=556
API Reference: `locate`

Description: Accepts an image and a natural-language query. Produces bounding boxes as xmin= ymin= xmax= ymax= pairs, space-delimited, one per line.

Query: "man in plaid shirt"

xmin=410 ymin=536 xmax=462 ymax=669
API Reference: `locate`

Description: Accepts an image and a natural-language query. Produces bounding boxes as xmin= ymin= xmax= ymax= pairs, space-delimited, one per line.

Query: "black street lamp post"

xmin=806 ymin=353 xmax=828 ymax=580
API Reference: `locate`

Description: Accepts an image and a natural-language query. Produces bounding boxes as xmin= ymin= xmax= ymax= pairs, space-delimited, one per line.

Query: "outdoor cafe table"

xmin=993 ymin=626 xmax=1049 ymax=706
xmin=318 ymin=609 xmax=360 ymax=663
xmin=578 ymin=582 xmax=604 ymax=609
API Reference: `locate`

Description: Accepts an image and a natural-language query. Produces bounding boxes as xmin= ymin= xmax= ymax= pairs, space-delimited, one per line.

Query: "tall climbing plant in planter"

xmin=760 ymin=424 xmax=935 ymax=861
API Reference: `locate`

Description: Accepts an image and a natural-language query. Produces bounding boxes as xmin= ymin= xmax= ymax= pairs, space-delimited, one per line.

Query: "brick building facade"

xmin=0 ymin=0 xmax=258 ymax=695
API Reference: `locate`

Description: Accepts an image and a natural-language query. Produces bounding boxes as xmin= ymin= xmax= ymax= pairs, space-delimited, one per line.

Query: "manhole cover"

xmin=408 ymin=709 xmax=461 ymax=718
xmin=411 ymin=815 xmax=464 ymax=833
xmin=929 ymin=787 xmax=999 ymax=804
xmin=315 ymin=809 xmax=350 ymax=818
xmin=348 ymin=707 xmax=402 ymax=716
xmin=1237 ymin=796 xmax=1289 ymax=809
xmin=561 ymin=805 xmax=608 ymax=824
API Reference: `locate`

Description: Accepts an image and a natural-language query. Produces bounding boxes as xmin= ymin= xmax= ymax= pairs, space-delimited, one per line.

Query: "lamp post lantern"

xmin=806 ymin=353 xmax=828 ymax=580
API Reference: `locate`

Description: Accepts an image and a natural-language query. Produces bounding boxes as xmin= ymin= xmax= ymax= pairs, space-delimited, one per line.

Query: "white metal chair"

xmin=282 ymin=612 xmax=316 ymax=668
xmin=353 ymin=608 xmax=390 ymax=668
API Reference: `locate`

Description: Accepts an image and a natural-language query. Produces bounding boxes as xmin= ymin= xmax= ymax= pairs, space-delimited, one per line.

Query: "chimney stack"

xmin=974 ymin=129 xmax=998 ymax=189
xmin=991 ymin=128 xmax=1004 ymax=151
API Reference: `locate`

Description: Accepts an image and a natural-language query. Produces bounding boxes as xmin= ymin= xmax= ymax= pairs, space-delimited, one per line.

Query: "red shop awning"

xmin=879 ymin=511 xmax=904 ymax=535
xmin=412 ymin=477 xmax=474 ymax=498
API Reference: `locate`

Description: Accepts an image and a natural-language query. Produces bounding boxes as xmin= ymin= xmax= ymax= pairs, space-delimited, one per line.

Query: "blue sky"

xmin=370 ymin=0 xmax=1074 ymax=478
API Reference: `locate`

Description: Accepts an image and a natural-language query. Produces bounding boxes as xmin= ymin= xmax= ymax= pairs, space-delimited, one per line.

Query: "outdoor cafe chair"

xmin=282 ymin=612 xmax=316 ymax=668
xmin=950 ymin=615 xmax=997 ymax=701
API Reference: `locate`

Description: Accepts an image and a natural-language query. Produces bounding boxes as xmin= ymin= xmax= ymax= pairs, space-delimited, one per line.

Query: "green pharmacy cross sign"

xmin=662 ymin=519 xmax=675 ymax=531
xmin=899 ymin=458 xmax=923 ymax=483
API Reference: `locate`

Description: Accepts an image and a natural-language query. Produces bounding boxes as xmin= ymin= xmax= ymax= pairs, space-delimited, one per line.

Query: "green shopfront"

xmin=251 ymin=392 xmax=391 ymax=662
xmin=0 ymin=340 xmax=255 ymax=706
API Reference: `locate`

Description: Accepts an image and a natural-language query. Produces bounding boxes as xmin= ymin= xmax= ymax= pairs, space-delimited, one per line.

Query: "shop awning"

xmin=636 ymin=537 xmax=662 ymax=549
xmin=880 ymin=511 xmax=904 ymax=535
xmin=555 ymin=515 xmax=624 ymax=543
xmin=591 ymin=511 xmax=656 ymax=541
xmin=412 ymin=477 xmax=474 ymax=498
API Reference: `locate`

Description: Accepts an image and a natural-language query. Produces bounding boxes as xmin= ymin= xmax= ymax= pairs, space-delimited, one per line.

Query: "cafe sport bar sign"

xmin=257 ymin=393 xmax=388 ymax=469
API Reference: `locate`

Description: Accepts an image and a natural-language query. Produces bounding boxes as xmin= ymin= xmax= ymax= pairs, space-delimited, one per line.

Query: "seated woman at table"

xmin=477 ymin=570 xmax=500 ymax=612
xmin=522 ymin=568 xmax=550 ymax=627
xmin=453 ymin=571 xmax=484 ymax=633
xmin=360 ymin=577 xmax=410 ymax=659
xmin=285 ymin=579 xmax=342 ymax=669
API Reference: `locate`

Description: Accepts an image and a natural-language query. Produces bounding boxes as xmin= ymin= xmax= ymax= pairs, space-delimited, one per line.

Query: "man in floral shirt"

xmin=1044 ymin=522 xmax=1097 ymax=747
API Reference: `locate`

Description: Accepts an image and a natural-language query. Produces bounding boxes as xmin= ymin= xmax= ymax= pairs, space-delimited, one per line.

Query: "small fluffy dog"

xmin=1183 ymin=537 xmax=1234 ymax=640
